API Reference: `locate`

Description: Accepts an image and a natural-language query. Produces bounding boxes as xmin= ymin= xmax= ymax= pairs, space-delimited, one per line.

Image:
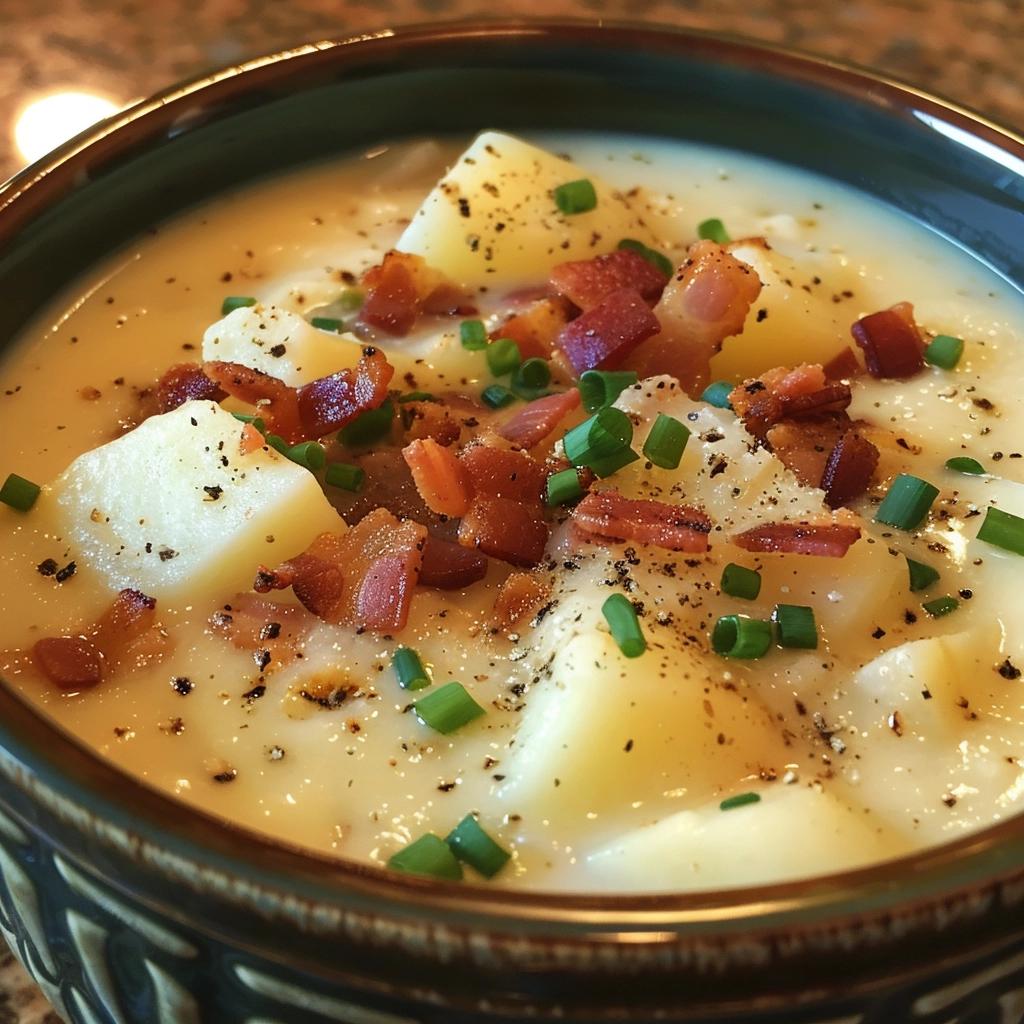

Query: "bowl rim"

xmin=1 ymin=17 xmax=1023 ymax=935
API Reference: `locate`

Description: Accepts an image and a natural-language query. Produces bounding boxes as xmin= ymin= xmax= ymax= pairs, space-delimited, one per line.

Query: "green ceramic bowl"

xmin=0 ymin=20 xmax=1022 ymax=1024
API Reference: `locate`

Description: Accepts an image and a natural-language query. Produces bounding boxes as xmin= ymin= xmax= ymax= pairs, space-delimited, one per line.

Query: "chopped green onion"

xmin=0 ymin=473 xmax=40 ymax=512
xmin=446 ymin=814 xmax=511 ymax=878
xmin=481 ymin=384 xmax=516 ymax=409
xmin=720 ymin=792 xmax=761 ymax=811
xmin=563 ymin=407 xmax=633 ymax=468
xmin=510 ymin=383 xmax=552 ymax=403
xmin=338 ymin=398 xmax=394 ymax=447
xmin=945 ymin=456 xmax=985 ymax=475
xmin=387 ymin=834 xmax=463 ymax=880
xmin=697 ymin=218 xmax=731 ymax=244
xmin=460 ymin=319 xmax=488 ymax=351
xmin=773 ymin=604 xmax=818 ymax=650
xmin=924 ymin=334 xmax=964 ymax=369
xmin=553 ymin=178 xmax=597 ymax=215
xmin=221 ymin=295 xmax=257 ymax=315
xmin=397 ymin=391 xmax=437 ymax=404
xmin=701 ymin=381 xmax=733 ymax=409
xmin=486 ymin=338 xmax=521 ymax=377
xmin=512 ymin=357 xmax=551 ymax=391
xmin=337 ymin=288 xmax=363 ymax=313
xmin=875 ymin=474 xmax=939 ymax=530
xmin=325 ymin=462 xmax=364 ymax=492
xmin=906 ymin=557 xmax=940 ymax=592
xmin=617 ymin=238 xmax=674 ymax=278
xmin=602 ymin=593 xmax=646 ymax=658
xmin=587 ymin=446 xmax=640 ymax=479
xmin=392 ymin=646 xmax=431 ymax=691
xmin=413 ymin=681 xmax=485 ymax=734
xmin=286 ymin=441 xmax=326 ymax=472
xmin=642 ymin=413 xmax=690 ymax=469
xmin=310 ymin=316 xmax=345 ymax=333
xmin=231 ymin=411 xmax=266 ymax=434
xmin=977 ymin=506 xmax=1024 ymax=556
xmin=265 ymin=433 xmax=289 ymax=455
xmin=546 ymin=468 xmax=584 ymax=507
xmin=721 ymin=563 xmax=761 ymax=601
xmin=578 ymin=369 xmax=638 ymax=413
xmin=922 ymin=595 xmax=959 ymax=618
xmin=712 ymin=615 xmax=772 ymax=659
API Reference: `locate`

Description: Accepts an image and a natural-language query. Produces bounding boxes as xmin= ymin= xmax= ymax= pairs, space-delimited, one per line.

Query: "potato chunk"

xmin=397 ymin=131 xmax=657 ymax=288
xmin=50 ymin=401 xmax=342 ymax=607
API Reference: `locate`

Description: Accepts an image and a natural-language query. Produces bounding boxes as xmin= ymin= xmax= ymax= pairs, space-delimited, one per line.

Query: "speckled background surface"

xmin=0 ymin=0 xmax=1021 ymax=1019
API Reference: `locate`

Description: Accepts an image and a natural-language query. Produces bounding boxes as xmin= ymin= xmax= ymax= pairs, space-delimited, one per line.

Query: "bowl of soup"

xmin=0 ymin=19 xmax=1022 ymax=1024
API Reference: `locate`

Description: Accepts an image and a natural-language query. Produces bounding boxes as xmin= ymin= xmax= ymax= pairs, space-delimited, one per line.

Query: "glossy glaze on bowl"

xmin=0 ymin=20 xmax=1023 ymax=1023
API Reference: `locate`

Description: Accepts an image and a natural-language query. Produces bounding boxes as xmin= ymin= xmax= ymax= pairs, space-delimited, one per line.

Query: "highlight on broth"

xmin=1 ymin=132 xmax=1022 ymax=891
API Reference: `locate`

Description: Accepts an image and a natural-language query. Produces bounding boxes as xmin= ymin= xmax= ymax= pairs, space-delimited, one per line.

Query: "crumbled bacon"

xmin=155 ymin=363 xmax=226 ymax=413
xmin=625 ymin=240 xmax=762 ymax=396
xmin=823 ymin=346 xmax=863 ymax=381
xmin=496 ymin=389 xmax=581 ymax=449
xmin=204 ymin=361 xmax=303 ymax=440
xmin=851 ymin=302 xmax=924 ymax=379
xmin=550 ymin=249 xmax=667 ymax=310
xmin=459 ymin=444 xmax=547 ymax=503
xmin=491 ymin=297 xmax=571 ymax=360
xmin=765 ymin=417 xmax=849 ymax=486
xmin=820 ymin=432 xmax=880 ymax=509
xmin=33 ymin=637 xmax=103 ymax=690
xmin=573 ymin=490 xmax=712 ymax=552
xmin=402 ymin=438 xmax=472 ymax=517
xmin=359 ymin=251 xmax=471 ymax=336
xmin=493 ymin=572 xmax=548 ymax=627
xmin=557 ymin=287 xmax=660 ymax=374
xmin=400 ymin=399 xmax=460 ymax=447
xmin=729 ymin=365 xmax=851 ymax=441
xmin=733 ymin=522 xmax=861 ymax=557
xmin=419 ymin=537 xmax=488 ymax=589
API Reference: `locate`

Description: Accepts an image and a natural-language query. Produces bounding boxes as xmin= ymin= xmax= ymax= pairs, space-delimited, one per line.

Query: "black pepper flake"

xmin=158 ymin=547 xmax=178 ymax=562
xmin=888 ymin=710 xmax=904 ymax=737
xmin=269 ymin=343 xmax=287 ymax=358
xmin=624 ymin=738 xmax=634 ymax=753
xmin=997 ymin=658 xmax=1021 ymax=680
xmin=458 ymin=198 xmax=471 ymax=218
xmin=259 ymin=622 xmax=281 ymax=641
xmin=871 ymin=627 xmax=886 ymax=640
xmin=36 ymin=558 xmax=58 ymax=577
xmin=904 ymin=609 xmax=918 ymax=624
xmin=212 ymin=768 xmax=237 ymax=783
xmin=202 ymin=485 xmax=223 ymax=502
xmin=437 ymin=781 xmax=457 ymax=792
xmin=55 ymin=561 xmax=77 ymax=583
xmin=171 ymin=676 xmax=193 ymax=696
xmin=254 ymin=649 xmax=272 ymax=671
xmin=242 ymin=684 xmax=266 ymax=701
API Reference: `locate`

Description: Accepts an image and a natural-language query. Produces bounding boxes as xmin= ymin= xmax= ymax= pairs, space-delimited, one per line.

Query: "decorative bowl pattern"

xmin=1 ymin=20 xmax=1023 ymax=1023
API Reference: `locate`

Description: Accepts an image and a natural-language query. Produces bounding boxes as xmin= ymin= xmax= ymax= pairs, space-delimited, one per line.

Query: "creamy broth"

xmin=1 ymin=133 xmax=1023 ymax=892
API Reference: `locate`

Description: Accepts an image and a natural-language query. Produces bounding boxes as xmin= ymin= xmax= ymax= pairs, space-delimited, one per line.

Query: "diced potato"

xmin=397 ymin=131 xmax=658 ymax=289
xmin=585 ymin=785 xmax=905 ymax=891
xmin=50 ymin=401 xmax=342 ymax=608
xmin=202 ymin=305 xmax=362 ymax=386
xmin=711 ymin=239 xmax=849 ymax=379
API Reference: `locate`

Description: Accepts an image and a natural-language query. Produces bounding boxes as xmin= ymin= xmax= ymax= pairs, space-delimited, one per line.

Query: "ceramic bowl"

xmin=1 ymin=20 xmax=1023 ymax=1024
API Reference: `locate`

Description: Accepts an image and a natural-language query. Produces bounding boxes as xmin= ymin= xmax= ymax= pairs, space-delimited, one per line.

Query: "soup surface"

xmin=1 ymin=133 xmax=1022 ymax=892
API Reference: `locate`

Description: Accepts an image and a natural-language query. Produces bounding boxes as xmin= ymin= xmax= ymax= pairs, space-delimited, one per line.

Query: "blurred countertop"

xmin=0 ymin=0 xmax=1020 ymax=1021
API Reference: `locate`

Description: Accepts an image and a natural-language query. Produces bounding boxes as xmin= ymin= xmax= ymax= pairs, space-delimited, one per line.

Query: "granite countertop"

xmin=0 ymin=1 xmax=1021 ymax=1020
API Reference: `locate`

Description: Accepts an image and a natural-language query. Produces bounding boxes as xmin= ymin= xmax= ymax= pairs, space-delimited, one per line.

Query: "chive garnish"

xmin=712 ymin=615 xmax=772 ymax=659
xmin=773 ymin=604 xmax=818 ymax=650
xmin=396 ymin=391 xmax=437 ymax=404
xmin=906 ymin=557 xmax=940 ymax=592
xmin=286 ymin=441 xmax=326 ymax=472
xmin=337 ymin=288 xmax=363 ymax=313
xmin=578 ymin=369 xmax=638 ymax=413
xmin=512 ymin=357 xmax=551 ymax=391
xmin=413 ymin=682 xmax=485 ymax=734
xmin=977 ymin=506 xmax=1024 ymax=556
xmin=546 ymin=468 xmax=584 ymax=507
xmin=922 ymin=595 xmax=959 ymax=618
xmin=720 ymin=792 xmax=761 ymax=811
xmin=221 ymin=296 xmax=257 ymax=315
xmin=563 ymin=407 xmax=633 ymax=469
xmin=642 ymin=413 xmax=690 ymax=469
xmin=587 ymin=446 xmax=640 ymax=479
xmin=602 ymin=593 xmax=646 ymax=658
xmin=721 ymin=563 xmax=761 ymax=601
xmin=231 ymin=411 xmax=267 ymax=434
xmin=392 ymin=646 xmax=431 ymax=691
xmin=945 ymin=456 xmax=985 ymax=475
xmin=924 ymin=334 xmax=964 ymax=369
xmin=324 ymin=462 xmax=364 ymax=492
xmin=617 ymin=238 xmax=674 ymax=278
xmin=698 ymin=218 xmax=731 ymax=244
xmin=446 ymin=814 xmax=511 ymax=878
xmin=486 ymin=338 xmax=521 ymax=377
xmin=310 ymin=316 xmax=345 ymax=333
xmin=338 ymin=399 xmax=394 ymax=447
xmin=0 ymin=473 xmax=40 ymax=512
xmin=460 ymin=319 xmax=488 ymax=351
xmin=553 ymin=178 xmax=597 ymax=215
xmin=701 ymin=381 xmax=734 ymax=409
xmin=875 ymin=474 xmax=939 ymax=530
xmin=265 ymin=434 xmax=289 ymax=455
xmin=387 ymin=833 xmax=463 ymax=880
xmin=481 ymin=384 xmax=516 ymax=409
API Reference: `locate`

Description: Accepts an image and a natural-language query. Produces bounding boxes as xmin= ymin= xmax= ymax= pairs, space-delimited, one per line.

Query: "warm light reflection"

xmin=14 ymin=90 xmax=119 ymax=164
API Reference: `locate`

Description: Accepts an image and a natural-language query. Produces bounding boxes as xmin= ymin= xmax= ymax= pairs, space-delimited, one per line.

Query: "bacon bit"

xmin=496 ymin=390 xmax=581 ymax=449
xmin=573 ymin=490 xmax=712 ymax=552
xmin=550 ymin=249 xmax=668 ymax=310
xmin=205 ymin=361 xmax=303 ymax=441
xmin=557 ymin=287 xmax=661 ymax=374
xmin=419 ymin=537 xmax=488 ymax=589
xmin=359 ymin=251 xmax=469 ymax=336
xmin=765 ymin=417 xmax=848 ymax=486
xmin=33 ymin=636 xmax=102 ymax=690
xmin=493 ymin=572 xmax=548 ymax=627
xmin=820 ymin=432 xmax=880 ymax=509
xmin=851 ymin=302 xmax=924 ymax=379
xmin=729 ymin=364 xmax=851 ymax=441
xmin=155 ymin=363 xmax=226 ymax=413
xmin=823 ymin=346 xmax=863 ymax=381
xmin=459 ymin=497 xmax=549 ymax=568
xmin=459 ymin=444 xmax=547 ymax=503
xmin=402 ymin=438 xmax=472 ymax=517
xmin=626 ymin=241 xmax=762 ymax=396
xmin=400 ymin=400 xmax=460 ymax=447
xmin=733 ymin=522 xmax=862 ymax=557
xmin=239 ymin=423 xmax=265 ymax=455
xmin=254 ymin=533 xmax=346 ymax=618
xmin=491 ymin=297 xmax=572 ymax=360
